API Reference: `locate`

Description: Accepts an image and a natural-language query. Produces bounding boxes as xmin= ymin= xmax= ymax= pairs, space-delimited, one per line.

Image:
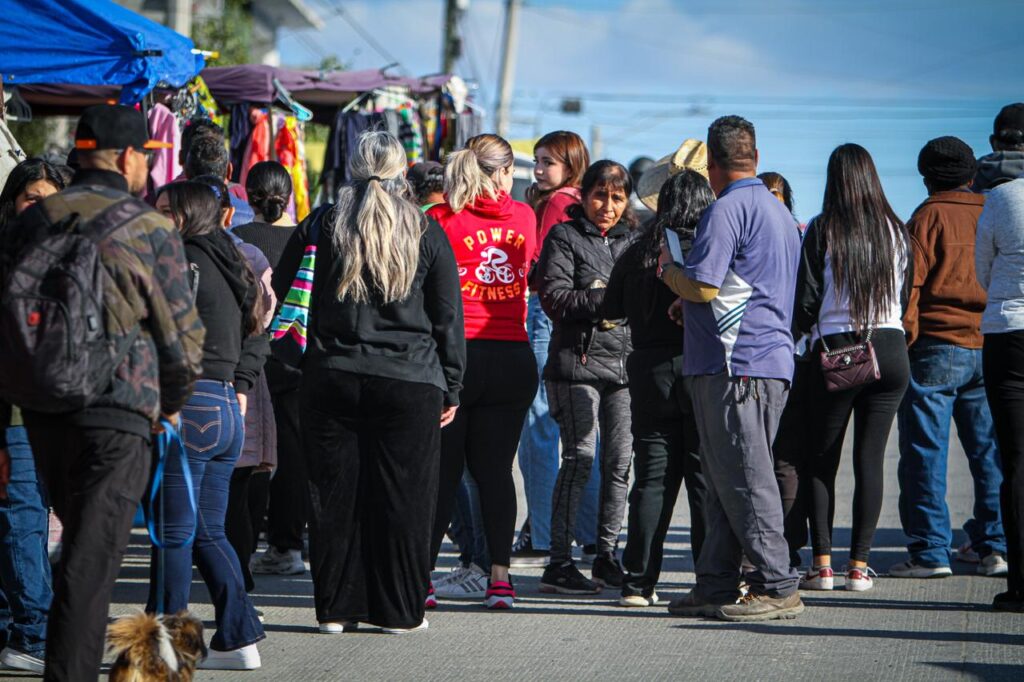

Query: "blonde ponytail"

xmin=331 ymin=131 xmax=423 ymax=304
xmin=444 ymin=134 xmax=515 ymax=213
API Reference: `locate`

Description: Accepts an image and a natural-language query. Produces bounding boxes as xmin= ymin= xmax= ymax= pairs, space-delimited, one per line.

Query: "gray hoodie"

xmin=974 ymin=151 xmax=1024 ymax=192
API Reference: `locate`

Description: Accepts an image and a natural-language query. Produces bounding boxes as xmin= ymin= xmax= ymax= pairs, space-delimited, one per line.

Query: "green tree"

xmin=192 ymin=0 xmax=253 ymax=66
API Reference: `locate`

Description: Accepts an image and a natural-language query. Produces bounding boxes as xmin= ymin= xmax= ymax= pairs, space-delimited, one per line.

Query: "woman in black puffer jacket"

xmin=534 ymin=160 xmax=638 ymax=595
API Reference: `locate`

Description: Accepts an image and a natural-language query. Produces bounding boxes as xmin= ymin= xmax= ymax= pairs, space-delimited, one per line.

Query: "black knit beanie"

xmin=917 ymin=136 xmax=976 ymax=189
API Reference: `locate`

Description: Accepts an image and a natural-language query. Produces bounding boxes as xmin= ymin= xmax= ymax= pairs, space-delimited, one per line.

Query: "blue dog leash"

xmin=147 ymin=418 xmax=197 ymax=615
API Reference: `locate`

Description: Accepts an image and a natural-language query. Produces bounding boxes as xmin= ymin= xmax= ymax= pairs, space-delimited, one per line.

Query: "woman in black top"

xmin=272 ymin=131 xmax=465 ymax=633
xmin=234 ymin=161 xmax=309 ymax=578
xmin=534 ymin=160 xmax=637 ymax=595
xmin=150 ymin=181 xmax=267 ymax=670
xmin=603 ymin=169 xmax=713 ymax=606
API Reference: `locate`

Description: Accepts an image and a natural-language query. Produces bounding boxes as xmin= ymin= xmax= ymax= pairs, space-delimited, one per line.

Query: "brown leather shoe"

xmin=716 ymin=592 xmax=804 ymax=622
xmin=667 ymin=591 xmax=733 ymax=618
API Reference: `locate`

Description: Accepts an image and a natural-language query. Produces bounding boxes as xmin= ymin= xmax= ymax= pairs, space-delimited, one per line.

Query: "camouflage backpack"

xmin=0 ymin=189 xmax=145 ymax=412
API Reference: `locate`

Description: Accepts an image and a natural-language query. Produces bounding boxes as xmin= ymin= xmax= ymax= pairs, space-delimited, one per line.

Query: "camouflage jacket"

xmin=1 ymin=170 xmax=205 ymax=436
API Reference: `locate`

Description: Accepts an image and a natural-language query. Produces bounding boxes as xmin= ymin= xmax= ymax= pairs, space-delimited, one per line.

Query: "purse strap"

xmin=818 ymin=325 xmax=873 ymax=355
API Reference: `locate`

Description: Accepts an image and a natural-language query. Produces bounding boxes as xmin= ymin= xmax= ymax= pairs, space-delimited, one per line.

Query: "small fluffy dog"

xmin=107 ymin=611 xmax=206 ymax=681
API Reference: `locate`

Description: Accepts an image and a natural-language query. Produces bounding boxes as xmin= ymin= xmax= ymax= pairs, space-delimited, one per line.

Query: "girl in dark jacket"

xmin=272 ymin=131 xmax=465 ymax=633
xmin=793 ymin=144 xmax=911 ymax=593
xmin=535 ymin=160 xmax=637 ymax=594
xmin=151 ymin=181 xmax=268 ymax=670
xmin=603 ymin=169 xmax=713 ymax=606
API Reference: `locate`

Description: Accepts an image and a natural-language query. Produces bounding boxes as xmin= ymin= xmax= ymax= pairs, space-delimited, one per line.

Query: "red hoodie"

xmin=429 ymin=192 xmax=537 ymax=342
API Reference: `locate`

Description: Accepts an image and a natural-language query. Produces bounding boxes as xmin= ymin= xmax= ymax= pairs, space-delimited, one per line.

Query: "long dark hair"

xmin=0 ymin=158 xmax=65 ymax=230
xmin=567 ymin=160 xmax=638 ymax=228
xmin=159 ymin=181 xmax=263 ymax=336
xmin=818 ymin=143 xmax=907 ymax=333
xmin=246 ymin=161 xmax=292 ymax=223
xmin=642 ymin=169 xmax=715 ymax=267
xmin=157 ymin=181 xmax=223 ymax=239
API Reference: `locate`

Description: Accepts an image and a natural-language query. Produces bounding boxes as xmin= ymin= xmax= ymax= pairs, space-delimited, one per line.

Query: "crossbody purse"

xmin=818 ymin=327 xmax=881 ymax=392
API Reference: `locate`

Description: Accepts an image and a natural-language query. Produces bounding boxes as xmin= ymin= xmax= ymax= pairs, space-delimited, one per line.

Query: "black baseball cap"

xmin=993 ymin=103 xmax=1024 ymax=136
xmin=74 ymin=104 xmax=172 ymax=152
xmin=407 ymin=160 xmax=442 ymax=186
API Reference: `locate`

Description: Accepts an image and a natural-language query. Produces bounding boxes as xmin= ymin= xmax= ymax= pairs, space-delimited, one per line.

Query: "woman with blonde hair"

xmin=426 ymin=134 xmax=537 ymax=608
xmin=272 ymin=131 xmax=465 ymax=633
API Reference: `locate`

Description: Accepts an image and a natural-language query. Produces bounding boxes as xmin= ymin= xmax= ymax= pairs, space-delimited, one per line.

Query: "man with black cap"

xmin=0 ymin=104 xmax=204 ymax=680
xmin=892 ymin=136 xmax=1008 ymax=581
xmin=975 ymin=103 xmax=1024 ymax=193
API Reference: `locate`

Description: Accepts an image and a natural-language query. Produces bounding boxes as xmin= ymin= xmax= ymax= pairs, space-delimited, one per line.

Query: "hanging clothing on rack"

xmin=396 ymin=104 xmax=424 ymax=165
xmin=147 ymin=103 xmax=182 ymax=192
xmin=229 ymin=103 xmax=253 ymax=184
xmin=242 ymin=110 xmax=311 ymax=221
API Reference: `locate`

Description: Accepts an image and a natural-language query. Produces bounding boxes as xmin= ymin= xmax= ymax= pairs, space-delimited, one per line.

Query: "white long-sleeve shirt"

xmin=976 ymin=178 xmax=1024 ymax=334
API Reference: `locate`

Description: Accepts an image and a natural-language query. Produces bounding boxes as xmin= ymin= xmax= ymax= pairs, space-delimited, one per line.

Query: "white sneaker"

xmin=433 ymin=565 xmax=470 ymax=588
xmin=799 ymin=566 xmax=835 ymax=590
xmin=381 ymin=618 xmax=428 ymax=635
xmin=844 ymin=566 xmax=877 ymax=592
xmin=888 ymin=559 xmax=952 ymax=579
xmin=251 ymin=547 xmax=305 ymax=575
xmin=956 ymin=541 xmax=981 ymax=564
xmin=0 ymin=647 xmax=44 ymax=673
xmin=979 ymin=553 xmax=1009 ymax=577
xmin=319 ymin=621 xmax=359 ymax=634
xmin=199 ymin=643 xmax=261 ymax=670
xmin=434 ymin=563 xmax=487 ymax=599
xmin=618 ymin=591 xmax=659 ymax=607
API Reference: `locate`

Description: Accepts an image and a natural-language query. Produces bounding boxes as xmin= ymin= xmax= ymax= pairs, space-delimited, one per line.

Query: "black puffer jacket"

xmin=534 ymin=217 xmax=635 ymax=383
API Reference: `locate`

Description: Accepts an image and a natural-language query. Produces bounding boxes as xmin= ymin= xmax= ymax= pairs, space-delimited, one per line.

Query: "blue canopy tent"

xmin=0 ymin=0 xmax=203 ymax=104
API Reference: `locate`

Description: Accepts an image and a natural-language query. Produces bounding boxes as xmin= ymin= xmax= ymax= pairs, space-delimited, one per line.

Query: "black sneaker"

xmin=539 ymin=562 xmax=602 ymax=595
xmin=510 ymin=530 xmax=549 ymax=567
xmin=591 ymin=553 xmax=624 ymax=588
xmin=993 ymin=590 xmax=1024 ymax=612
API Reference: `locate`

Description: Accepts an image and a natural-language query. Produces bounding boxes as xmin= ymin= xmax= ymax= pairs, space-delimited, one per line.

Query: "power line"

xmin=311 ymin=0 xmax=410 ymax=75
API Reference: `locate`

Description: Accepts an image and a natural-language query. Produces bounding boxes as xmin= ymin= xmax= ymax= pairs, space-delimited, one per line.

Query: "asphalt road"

xmin=5 ymin=425 xmax=1021 ymax=681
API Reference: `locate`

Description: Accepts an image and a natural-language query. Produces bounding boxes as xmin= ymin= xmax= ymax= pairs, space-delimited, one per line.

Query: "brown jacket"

xmin=903 ymin=190 xmax=987 ymax=348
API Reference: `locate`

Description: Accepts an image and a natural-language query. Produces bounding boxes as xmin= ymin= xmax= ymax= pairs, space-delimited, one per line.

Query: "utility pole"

xmin=591 ymin=124 xmax=603 ymax=159
xmin=442 ymin=0 xmax=463 ymax=74
xmin=494 ymin=0 xmax=520 ymax=138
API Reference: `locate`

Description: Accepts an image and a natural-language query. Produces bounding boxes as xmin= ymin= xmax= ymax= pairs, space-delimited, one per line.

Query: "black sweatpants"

xmin=267 ymin=389 xmax=307 ymax=552
xmin=301 ymin=369 xmax=442 ymax=629
xmin=23 ymin=413 xmax=151 ymax=682
xmin=430 ymin=340 xmax=537 ymax=570
xmin=621 ymin=350 xmax=705 ymax=596
xmin=772 ymin=356 xmax=814 ymax=567
xmin=983 ymin=331 xmax=1024 ymax=595
xmin=806 ymin=328 xmax=910 ymax=562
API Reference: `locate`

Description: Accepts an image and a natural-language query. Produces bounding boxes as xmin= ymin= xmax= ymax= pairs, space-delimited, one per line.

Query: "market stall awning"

xmin=201 ymin=65 xmax=414 ymax=107
xmin=0 ymin=0 xmax=203 ymax=104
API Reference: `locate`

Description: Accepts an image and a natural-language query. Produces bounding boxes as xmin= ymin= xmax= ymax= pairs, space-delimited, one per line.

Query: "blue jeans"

xmin=518 ymin=295 xmax=599 ymax=550
xmin=0 ymin=427 xmax=51 ymax=658
xmin=898 ymin=340 xmax=1006 ymax=566
xmin=147 ymin=380 xmax=264 ymax=651
xmin=449 ymin=472 xmax=490 ymax=571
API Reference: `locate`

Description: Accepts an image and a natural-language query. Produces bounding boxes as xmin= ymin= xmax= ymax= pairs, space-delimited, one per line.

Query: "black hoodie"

xmin=185 ymin=230 xmax=266 ymax=394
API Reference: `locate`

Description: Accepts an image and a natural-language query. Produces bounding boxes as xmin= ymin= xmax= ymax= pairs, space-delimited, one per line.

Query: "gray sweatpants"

xmin=547 ymin=380 xmax=633 ymax=563
xmin=688 ymin=372 xmax=800 ymax=601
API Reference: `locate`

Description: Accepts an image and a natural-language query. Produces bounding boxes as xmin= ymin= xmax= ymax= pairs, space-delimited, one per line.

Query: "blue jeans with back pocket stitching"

xmin=146 ymin=379 xmax=265 ymax=651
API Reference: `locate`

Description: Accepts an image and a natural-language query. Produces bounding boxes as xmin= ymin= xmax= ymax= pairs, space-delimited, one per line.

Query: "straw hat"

xmin=635 ymin=139 xmax=709 ymax=212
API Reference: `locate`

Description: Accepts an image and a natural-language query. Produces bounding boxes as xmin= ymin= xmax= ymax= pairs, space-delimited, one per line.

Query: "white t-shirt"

xmin=813 ymin=222 xmax=906 ymax=342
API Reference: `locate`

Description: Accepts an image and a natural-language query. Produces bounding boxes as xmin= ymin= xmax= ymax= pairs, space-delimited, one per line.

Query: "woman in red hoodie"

xmin=427 ymin=134 xmax=538 ymax=608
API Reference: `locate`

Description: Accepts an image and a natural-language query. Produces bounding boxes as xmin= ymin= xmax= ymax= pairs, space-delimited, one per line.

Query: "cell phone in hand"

xmin=665 ymin=230 xmax=684 ymax=264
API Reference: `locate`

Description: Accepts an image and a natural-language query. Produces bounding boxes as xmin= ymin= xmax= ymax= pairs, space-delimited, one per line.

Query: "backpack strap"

xmin=75 ymin=196 xmax=152 ymax=244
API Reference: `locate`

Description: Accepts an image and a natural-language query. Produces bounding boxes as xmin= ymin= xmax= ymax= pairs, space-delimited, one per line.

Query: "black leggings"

xmin=430 ymin=340 xmax=537 ymax=570
xmin=983 ymin=332 xmax=1024 ymax=595
xmin=806 ymin=328 xmax=909 ymax=562
xmin=773 ymin=357 xmax=814 ymax=567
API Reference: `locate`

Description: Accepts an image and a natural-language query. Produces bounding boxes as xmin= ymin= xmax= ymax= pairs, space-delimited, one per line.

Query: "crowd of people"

xmin=0 ymin=99 xmax=1021 ymax=679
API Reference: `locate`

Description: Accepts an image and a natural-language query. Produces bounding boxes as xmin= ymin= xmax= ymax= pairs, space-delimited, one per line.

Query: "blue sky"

xmin=280 ymin=0 xmax=1024 ymax=219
